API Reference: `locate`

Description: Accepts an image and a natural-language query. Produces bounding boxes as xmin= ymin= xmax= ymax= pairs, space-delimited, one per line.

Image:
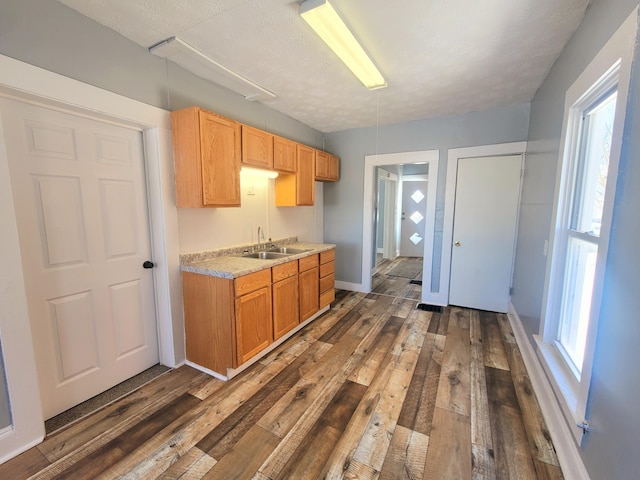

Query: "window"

xmin=537 ymin=13 xmax=634 ymax=443
xmin=557 ymin=89 xmax=617 ymax=378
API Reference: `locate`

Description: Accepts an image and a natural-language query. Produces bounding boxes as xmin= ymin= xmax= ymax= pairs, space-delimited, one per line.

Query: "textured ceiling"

xmin=56 ymin=0 xmax=589 ymax=133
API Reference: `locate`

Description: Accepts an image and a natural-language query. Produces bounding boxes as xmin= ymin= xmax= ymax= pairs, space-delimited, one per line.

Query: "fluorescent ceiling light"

xmin=300 ymin=0 xmax=386 ymax=90
xmin=241 ymin=167 xmax=279 ymax=179
xmin=149 ymin=37 xmax=276 ymax=101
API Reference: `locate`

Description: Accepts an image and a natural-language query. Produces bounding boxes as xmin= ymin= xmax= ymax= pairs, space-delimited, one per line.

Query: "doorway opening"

xmin=362 ymin=150 xmax=439 ymax=305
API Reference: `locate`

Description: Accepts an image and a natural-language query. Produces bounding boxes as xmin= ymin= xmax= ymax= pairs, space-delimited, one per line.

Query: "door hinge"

xmin=509 ymin=287 xmax=513 ymax=295
xmin=577 ymin=420 xmax=591 ymax=434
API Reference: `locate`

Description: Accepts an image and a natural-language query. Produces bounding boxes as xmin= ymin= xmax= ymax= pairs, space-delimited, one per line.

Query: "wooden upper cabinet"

xmin=296 ymin=144 xmax=315 ymax=205
xmin=273 ymin=135 xmax=297 ymax=173
xmin=241 ymin=124 xmax=273 ymax=169
xmin=315 ymin=150 xmax=340 ymax=182
xmin=275 ymin=143 xmax=315 ymax=206
xmin=171 ymin=107 xmax=241 ymax=208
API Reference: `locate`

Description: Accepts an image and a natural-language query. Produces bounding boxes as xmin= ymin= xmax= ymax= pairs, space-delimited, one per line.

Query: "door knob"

xmin=143 ymin=261 xmax=155 ymax=269
xmin=454 ymin=241 xmax=461 ymax=247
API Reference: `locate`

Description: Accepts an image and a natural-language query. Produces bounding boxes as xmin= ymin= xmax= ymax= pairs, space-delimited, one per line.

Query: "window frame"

xmin=537 ymin=14 xmax=635 ymax=445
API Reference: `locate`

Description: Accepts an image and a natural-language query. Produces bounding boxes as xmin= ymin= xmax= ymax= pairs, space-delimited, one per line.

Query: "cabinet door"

xmin=315 ymin=150 xmax=330 ymax=180
xmin=242 ymin=124 xmax=273 ymax=169
xmin=299 ymin=267 xmax=319 ymax=322
xmin=273 ymin=136 xmax=297 ymax=173
xmin=273 ymin=275 xmax=300 ymax=340
xmin=328 ymin=154 xmax=340 ymax=181
xmin=296 ymin=144 xmax=315 ymax=206
xmin=236 ymin=286 xmax=272 ymax=365
xmin=200 ymin=110 xmax=241 ymax=206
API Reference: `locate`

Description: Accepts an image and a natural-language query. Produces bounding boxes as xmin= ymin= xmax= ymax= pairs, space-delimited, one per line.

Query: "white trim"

xmin=362 ymin=150 xmax=440 ymax=304
xmin=377 ymin=170 xmax=399 ymax=262
xmin=335 ymin=280 xmax=368 ymax=293
xmin=539 ymin=9 xmax=637 ymax=430
xmin=442 ymin=142 xmax=528 ymax=305
xmin=0 ymin=54 xmax=182 ymax=459
xmin=508 ymin=304 xmax=590 ymax=480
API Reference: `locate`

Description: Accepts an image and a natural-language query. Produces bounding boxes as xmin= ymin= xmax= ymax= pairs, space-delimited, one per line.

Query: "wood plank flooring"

xmin=1 ymin=257 xmax=563 ymax=479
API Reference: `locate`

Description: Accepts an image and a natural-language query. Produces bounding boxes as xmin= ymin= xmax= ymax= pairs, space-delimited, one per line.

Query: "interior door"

xmin=399 ymin=179 xmax=428 ymax=257
xmin=0 ymin=98 xmax=159 ymax=419
xmin=449 ymin=155 xmax=522 ymax=313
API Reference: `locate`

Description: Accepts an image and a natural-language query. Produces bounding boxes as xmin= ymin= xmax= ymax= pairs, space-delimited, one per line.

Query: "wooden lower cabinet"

xmin=319 ymin=248 xmax=336 ymax=308
xmin=235 ymin=285 xmax=272 ymax=365
xmin=182 ymin=250 xmax=334 ymax=378
xmin=299 ymin=254 xmax=319 ymax=322
xmin=273 ymin=275 xmax=299 ymax=339
xmin=182 ymin=272 xmax=235 ymax=374
xmin=272 ymin=260 xmax=300 ymax=340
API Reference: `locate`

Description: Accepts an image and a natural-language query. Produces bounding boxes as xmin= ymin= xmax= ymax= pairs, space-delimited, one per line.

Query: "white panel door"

xmin=449 ymin=155 xmax=522 ymax=313
xmin=0 ymin=98 xmax=159 ymax=419
xmin=399 ymin=179 xmax=427 ymax=257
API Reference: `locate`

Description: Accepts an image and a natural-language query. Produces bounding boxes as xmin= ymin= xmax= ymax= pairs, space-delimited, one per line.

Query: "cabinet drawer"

xmin=320 ymin=289 xmax=335 ymax=309
xmin=319 ymin=260 xmax=335 ymax=278
xmin=320 ymin=248 xmax=335 ymax=264
xmin=235 ymin=269 xmax=271 ymax=296
xmin=320 ymin=272 xmax=335 ymax=294
xmin=272 ymin=260 xmax=298 ymax=282
xmin=299 ymin=253 xmax=319 ymax=272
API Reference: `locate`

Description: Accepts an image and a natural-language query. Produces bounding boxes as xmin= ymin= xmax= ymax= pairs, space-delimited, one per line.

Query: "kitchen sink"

xmin=241 ymin=251 xmax=290 ymax=260
xmin=267 ymin=247 xmax=310 ymax=254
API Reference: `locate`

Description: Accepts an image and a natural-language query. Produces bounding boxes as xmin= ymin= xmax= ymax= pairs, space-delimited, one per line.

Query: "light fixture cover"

xmin=300 ymin=0 xmax=386 ymax=90
xmin=240 ymin=167 xmax=279 ymax=179
xmin=149 ymin=37 xmax=276 ymax=101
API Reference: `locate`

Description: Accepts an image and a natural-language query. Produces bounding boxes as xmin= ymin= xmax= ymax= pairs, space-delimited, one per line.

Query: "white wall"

xmin=177 ymin=176 xmax=324 ymax=253
xmin=0 ymin=113 xmax=45 ymax=460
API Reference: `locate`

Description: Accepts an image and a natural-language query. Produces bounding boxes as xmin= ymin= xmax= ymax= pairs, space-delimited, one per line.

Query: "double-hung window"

xmin=538 ymin=14 xmax=634 ymax=445
xmin=556 ymin=87 xmax=616 ymax=378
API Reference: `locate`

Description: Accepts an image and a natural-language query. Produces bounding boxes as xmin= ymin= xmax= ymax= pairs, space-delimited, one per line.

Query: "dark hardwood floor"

xmin=0 ymin=257 xmax=563 ymax=479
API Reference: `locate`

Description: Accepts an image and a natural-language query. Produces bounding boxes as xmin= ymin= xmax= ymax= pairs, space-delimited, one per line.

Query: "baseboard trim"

xmin=335 ymin=281 xmax=368 ymax=293
xmin=507 ymin=303 xmax=590 ymax=480
xmin=0 ymin=433 xmax=44 ymax=465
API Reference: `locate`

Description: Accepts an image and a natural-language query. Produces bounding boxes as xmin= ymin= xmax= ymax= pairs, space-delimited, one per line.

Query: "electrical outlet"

xmin=543 ymin=240 xmax=549 ymax=257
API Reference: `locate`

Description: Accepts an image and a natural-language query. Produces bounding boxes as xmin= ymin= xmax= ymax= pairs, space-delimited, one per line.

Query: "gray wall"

xmin=0 ymin=343 xmax=11 ymax=430
xmin=510 ymin=0 xmax=640 ymax=478
xmin=0 ymin=0 xmax=323 ymax=148
xmin=0 ymin=0 xmax=324 ymax=435
xmin=324 ymin=103 xmax=530 ymax=285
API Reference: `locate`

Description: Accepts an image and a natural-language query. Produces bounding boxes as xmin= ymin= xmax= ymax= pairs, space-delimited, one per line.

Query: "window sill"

xmin=534 ymin=335 xmax=586 ymax=445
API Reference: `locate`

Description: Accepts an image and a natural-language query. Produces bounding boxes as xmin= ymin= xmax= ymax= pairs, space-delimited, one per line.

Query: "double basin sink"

xmin=240 ymin=246 xmax=310 ymax=260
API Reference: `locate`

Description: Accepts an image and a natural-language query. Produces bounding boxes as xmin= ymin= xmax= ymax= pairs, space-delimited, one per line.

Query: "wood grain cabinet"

xmin=235 ymin=269 xmax=273 ymax=365
xmin=182 ymin=272 xmax=235 ymax=374
xmin=272 ymin=260 xmax=300 ymax=340
xmin=182 ymin=268 xmax=272 ymax=375
xmin=171 ymin=106 xmax=241 ymax=208
xmin=319 ymin=248 xmax=336 ymax=308
xmin=275 ymin=144 xmax=315 ymax=206
xmin=273 ymin=135 xmax=297 ymax=173
xmin=182 ymin=250 xmax=333 ymax=378
xmin=241 ymin=124 xmax=273 ymax=169
xmin=299 ymin=254 xmax=319 ymax=322
xmin=315 ymin=151 xmax=340 ymax=182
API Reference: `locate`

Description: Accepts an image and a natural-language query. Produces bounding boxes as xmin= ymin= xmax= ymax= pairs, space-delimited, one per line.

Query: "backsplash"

xmin=179 ymin=236 xmax=298 ymax=264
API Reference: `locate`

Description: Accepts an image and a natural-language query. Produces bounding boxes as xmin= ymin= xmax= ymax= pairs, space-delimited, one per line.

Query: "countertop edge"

xmin=180 ymin=242 xmax=336 ymax=279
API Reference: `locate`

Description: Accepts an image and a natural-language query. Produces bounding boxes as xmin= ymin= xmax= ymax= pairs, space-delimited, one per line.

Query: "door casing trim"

xmin=362 ymin=150 xmax=439 ymax=304
xmin=0 ymin=53 xmax=182 ymax=461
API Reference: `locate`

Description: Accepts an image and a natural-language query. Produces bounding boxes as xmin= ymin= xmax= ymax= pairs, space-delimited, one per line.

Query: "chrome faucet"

xmin=258 ymin=226 xmax=265 ymax=250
